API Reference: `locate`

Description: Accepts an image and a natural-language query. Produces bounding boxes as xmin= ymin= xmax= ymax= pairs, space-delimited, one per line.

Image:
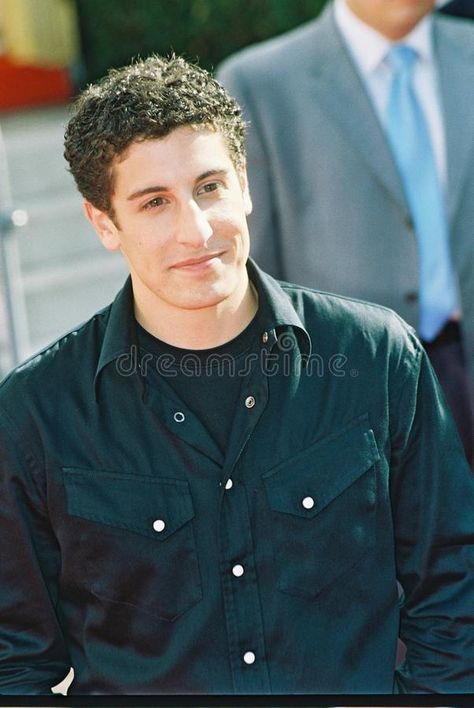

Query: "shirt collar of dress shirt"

xmin=333 ymin=0 xmax=434 ymax=76
xmin=94 ymin=259 xmax=312 ymax=397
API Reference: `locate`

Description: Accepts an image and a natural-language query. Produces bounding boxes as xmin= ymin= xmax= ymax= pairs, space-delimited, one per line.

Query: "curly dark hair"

xmin=64 ymin=54 xmax=246 ymax=213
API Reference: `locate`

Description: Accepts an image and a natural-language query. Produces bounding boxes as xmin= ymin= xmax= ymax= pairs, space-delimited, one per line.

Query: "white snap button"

xmin=232 ymin=564 xmax=244 ymax=577
xmin=173 ymin=411 xmax=185 ymax=423
xmin=302 ymin=496 xmax=315 ymax=510
xmin=243 ymin=651 xmax=256 ymax=665
xmin=245 ymin=395 xmax=256 ymax=409
xmin=225 ymin=478 xmax=233 ymax=490
xmin=262 ymin=331 xmax=269 ymax=344
xmin=153 ymin=519 xmax=166 ymax=533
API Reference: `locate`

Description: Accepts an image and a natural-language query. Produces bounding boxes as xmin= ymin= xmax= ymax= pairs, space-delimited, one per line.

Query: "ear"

xmin=83 ymin=201 xmax=121 ymax=252
xmin=238 ymin=165 xmax=253 ymax=216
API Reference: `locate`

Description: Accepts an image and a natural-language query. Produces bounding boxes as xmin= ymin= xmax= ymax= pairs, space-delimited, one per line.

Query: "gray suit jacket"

xmin=217 ymin=3 xmax=474 ymax=399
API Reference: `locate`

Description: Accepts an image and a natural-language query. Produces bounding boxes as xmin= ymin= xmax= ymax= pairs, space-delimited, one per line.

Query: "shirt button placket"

xmin=219 ymin=477 xmax=270 ymax=692
xmin=219 ymin=371 xmax=270 ymax=691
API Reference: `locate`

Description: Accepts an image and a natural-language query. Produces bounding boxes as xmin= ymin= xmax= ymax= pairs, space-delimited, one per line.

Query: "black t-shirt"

xmin=136 ymin=311 xmax=263 ymax=454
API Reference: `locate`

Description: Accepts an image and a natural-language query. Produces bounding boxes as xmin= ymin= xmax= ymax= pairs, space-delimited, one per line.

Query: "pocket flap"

xmin=263 ymin=416 xmax=379 ymax=518
xmin=62 ymin=468 xmax=194 ymax=540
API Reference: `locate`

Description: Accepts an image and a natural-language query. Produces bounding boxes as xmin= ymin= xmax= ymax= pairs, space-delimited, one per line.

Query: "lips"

xmin=172 ymin=253 xmax=223 ymax=269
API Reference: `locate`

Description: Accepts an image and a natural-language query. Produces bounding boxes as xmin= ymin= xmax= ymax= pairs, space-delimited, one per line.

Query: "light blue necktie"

xmin=385 ymin=44 xmax=457 ymax=342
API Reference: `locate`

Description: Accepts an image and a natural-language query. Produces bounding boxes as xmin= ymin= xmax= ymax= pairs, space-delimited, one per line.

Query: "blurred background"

xmin=0 ymin=0 xmax=328 ymax=378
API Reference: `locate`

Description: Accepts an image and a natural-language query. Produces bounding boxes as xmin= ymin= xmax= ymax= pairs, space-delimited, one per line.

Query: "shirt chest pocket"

xmin=262 ymin=418 xmax=380 ymax=600
xmin=62 ymin=468 xmax=202 ymax=621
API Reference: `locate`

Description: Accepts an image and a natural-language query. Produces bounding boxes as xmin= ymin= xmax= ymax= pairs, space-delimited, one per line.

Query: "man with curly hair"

xmin=0 ymin=54 xmax=473 ymax=696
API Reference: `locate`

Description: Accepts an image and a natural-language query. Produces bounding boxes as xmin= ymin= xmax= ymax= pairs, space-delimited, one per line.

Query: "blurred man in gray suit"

xmin=217 ymin=0 xmax=474 ymax=464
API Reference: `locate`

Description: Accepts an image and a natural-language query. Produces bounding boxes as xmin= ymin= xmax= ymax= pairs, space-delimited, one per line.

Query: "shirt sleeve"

xmin=216 ymin=59 xmax=284 ymax=279
xmin=389 ymin=340 xmax=474 ymax=693
xmin=0 ymin=410 xmax=71 ymax=694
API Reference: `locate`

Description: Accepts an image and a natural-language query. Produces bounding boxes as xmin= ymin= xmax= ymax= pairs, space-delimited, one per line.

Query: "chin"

xmin=176 ymin=296 xmax=230 ymax=311
xmin=168 ymin=284 xmax=232 ymax=311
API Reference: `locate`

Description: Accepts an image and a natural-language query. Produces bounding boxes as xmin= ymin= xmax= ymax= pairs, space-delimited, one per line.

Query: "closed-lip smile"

xmin=172 ymin=253 xmax=223 ymax=269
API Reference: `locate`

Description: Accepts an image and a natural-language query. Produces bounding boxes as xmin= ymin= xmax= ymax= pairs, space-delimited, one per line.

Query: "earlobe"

xmin=83 ymin=201 xmax=121 ymax=252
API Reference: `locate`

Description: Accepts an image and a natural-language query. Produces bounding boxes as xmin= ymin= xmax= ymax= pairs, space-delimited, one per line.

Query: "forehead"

xmin=112 ymin=127 xmax=235 ymax=191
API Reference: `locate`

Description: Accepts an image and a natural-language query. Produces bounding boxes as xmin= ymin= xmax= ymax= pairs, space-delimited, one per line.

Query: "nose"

xmin=176 ymin=199 xmax=213 ymax=247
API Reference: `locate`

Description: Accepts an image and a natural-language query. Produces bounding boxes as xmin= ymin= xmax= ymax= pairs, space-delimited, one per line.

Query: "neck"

xmin=133 ymin=277 xmax=259 ymax=350
xmin=344 ymin=0 xmax=430 ymax=41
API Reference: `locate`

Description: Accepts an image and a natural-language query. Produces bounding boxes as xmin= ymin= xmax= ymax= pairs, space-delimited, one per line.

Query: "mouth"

xmin=171 ymin=252 xmax=224 ymax=271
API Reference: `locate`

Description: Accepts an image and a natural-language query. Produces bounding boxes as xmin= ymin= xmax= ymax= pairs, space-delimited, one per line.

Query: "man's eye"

xmin=199 ymin=182 xmax=220 ymax=194
xmin=144 ymin=196 xmax=165 ymax=210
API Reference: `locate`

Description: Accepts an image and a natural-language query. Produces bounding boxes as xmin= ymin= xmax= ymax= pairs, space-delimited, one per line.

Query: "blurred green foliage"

xmin=75 ymin=0 xmax=328 ymax=83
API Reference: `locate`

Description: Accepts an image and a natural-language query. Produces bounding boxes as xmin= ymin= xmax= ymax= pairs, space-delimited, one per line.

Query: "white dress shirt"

xmin=334 ymin=0 xmax=447 ymax=186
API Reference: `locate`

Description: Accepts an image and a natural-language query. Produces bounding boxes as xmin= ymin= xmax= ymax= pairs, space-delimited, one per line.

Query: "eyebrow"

xmin=126 ymin=168 xmax=229 ymax=201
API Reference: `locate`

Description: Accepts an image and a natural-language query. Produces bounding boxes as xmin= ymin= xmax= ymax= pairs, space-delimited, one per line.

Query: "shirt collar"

xmin=246 ymin=258 xmax=312 ymax=356
xmin=94 ymin=276 xmax=139 ymax=398
xmin=94 ymin=259 xmax=312 ymax=397
xmin=334 ymin=0 xmax=434 ymax=75
xmin=400 ymin=13 xmax=433 ymax=64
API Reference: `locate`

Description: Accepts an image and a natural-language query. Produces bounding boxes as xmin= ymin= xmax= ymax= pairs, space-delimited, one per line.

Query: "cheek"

xmin=211 ymin=200 xmax=249 ymax=229
xmin=218 ymin=216 xmax=249 ymax=245
xmin=132 ymin=226 xmax=168 ymax=254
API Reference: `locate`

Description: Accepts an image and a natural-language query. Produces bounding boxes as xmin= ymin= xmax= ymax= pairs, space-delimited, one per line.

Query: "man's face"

xmin=345 ymin=0 xmax=435 ymax=40
xmin=86 ymin=126 xmax=252 ymax=319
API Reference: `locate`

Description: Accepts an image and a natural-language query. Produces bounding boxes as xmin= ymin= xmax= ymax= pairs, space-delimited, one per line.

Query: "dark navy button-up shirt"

xmin=0 ymin=260 xmax=473 ymax=695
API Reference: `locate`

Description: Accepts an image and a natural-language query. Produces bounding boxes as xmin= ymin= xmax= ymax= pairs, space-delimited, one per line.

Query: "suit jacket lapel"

xmin=434 ymin=16 xmax=474 ymax=224
xmin=307 ymin=6 xmax=409 ymax=216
